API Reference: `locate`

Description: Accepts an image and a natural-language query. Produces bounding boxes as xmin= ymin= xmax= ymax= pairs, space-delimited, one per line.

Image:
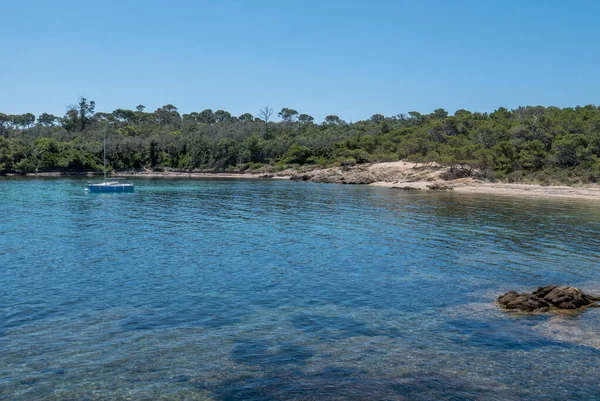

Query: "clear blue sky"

xmin=2 ymin=0 xmax=599 ymax=122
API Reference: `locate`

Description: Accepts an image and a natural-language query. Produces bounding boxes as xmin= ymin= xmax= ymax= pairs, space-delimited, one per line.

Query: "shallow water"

xmin=1 ymin=177 xmax=599 ymax=400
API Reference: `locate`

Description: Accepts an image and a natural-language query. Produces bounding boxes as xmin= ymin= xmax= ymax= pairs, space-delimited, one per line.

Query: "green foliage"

xmin=118 ymin=126 xmax=138 ymax=136
xmin=284 ymin=144 xmax=311 ymax=164
xmin=324 ymin=115 xmax=342 ymax=125
xmin=0 ymin=137 xmax=15 ymax=173
xmin=491 ymin=141 xmax=518 ymax=174
xmin=2 ymin=103 xmax=600 ymax=184
xmin=551 ymin=134 xmax=589 ymax=167
xmin=278 ymin=108 xmax=298 ymax=123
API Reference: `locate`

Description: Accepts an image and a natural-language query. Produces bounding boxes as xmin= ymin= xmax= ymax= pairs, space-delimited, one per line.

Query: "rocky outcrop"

xmin=290 ymin=167 xmax=378 ymax=184
xmin=426 ymin=183 xmax=454 ymax=191
xmin=497 ymin=286 xmax=600 ymax=313
xmin=497 ymin=291 xmax=551 ymax=312
xmin=288 ymin=162 xmax=444 ymax=185
xmin=532 ymin=286 xmax=598 ymax=309
xmin=391 ymin=186 xmax=421 ymax=191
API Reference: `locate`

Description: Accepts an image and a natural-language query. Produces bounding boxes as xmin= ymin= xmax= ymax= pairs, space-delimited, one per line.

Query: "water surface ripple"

xmin=1 ymin=177 xmax=600 ymax=400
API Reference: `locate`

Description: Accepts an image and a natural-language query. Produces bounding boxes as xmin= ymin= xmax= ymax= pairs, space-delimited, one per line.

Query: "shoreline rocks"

xmin=497 ymin=286 xmax=600 ymax=313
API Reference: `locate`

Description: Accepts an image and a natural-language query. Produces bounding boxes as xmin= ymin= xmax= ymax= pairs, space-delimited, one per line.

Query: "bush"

xmin=306 ymin=156 xmax=328 ymax=166
xmin=506 ymin=170 xmax=525 ymax=183
xmin=338 ymin=157 xmax=356 ymax=167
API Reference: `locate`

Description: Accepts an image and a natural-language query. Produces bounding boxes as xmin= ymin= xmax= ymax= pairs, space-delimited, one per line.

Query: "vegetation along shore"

xmin=3 ymin=98 xmax=600 ymax=198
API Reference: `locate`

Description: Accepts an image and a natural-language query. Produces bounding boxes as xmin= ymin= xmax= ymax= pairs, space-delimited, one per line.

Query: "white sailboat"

xmin=87 ymin=124 xmax=134 ymax=192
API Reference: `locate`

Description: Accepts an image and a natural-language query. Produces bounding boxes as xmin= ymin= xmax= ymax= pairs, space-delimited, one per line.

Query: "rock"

xmin=391 ymin=186 xmax=420 ymax=191
xmin=497 ymin=291 xmax=551 ymax=312
xmin=427 ymin=183 xmax=454 ymax=191
xmin=497 ymin=286 xmax=600 ymax=313
xmin=290 ymin=173 xmax=312 ymax=181
xmin=343 ymin=176 xmax=376 ymax=185
xmin=532 ymin=285 xmax=597 ymax=309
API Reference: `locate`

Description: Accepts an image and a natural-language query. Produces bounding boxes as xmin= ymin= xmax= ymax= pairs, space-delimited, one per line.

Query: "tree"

xmin=198 ymin=109 xmax=216 ymax=124
xmin=298 ymin=114 xmax=314 ymax=124
xmin=381 ymin=121 xmax=390 ymax=133
xmin=93 ymin=112 xmax=115 ymax=123
xmin=552 ymin=134 xmax=588 ymax=167
xmin=183 ymin=112 xmax=199 ymax=123
xmin=23 ymin=113 xmax=35 ymax=128
xmin=258 ymin=106 xmax=274 ymax=138
xmin=438 ymin=135 xmax=478 ymax=174
xmin=285 ymin=143 xmax=311 ymax=164
xmin=155 ymin=104 xmax=181 ymax=125
xmin=38 ymin=113 xmax=58 ymax=127
xmin=214 ymin=110 xmax=232 ymax=123
xmin=11 ymin=113 xmax=35 ymax=130
xmin=77 ymin=97 xmax=95 ymax=130
xmin=491 ymin=141 xmax=518 ymax=174
xmin=163 ymin=104 xmax=177 ymax=113
xmin=147 ymin=140 xmax=159 ymax=168
xmin=136 ymin=105 xmax=145 ymax=112
xmin=431 ymin=108 xmax=448 ymax=120
xmin=407 ymin=111 xmax=423 ymax=126
xmin=0 ymin=137 xmax=16 ymax=172
xmin=278 ymin=108 xmax=298 ymax=123
xmin=491 ymin=107 xmax=511 ymax=120
xmin=371 ymin=114 xmax=385 ymax=124
xmin=62 ymin=106 xmax=79 ymax=132
xmin=324 ymin=115 xmax=342 ymax=125
xmin=9 ymin=115 xmax=22 ymax=130
xmin=243 ymin=134 xmax=264 ymax=163
xmin=239 ymin=113 xmax=254 ymax=122
xmin=0 ymin=113 xmax=9 ymax=135
xmin=112 ymin=109 xmax=135 ymax=123
xmin=519 ymin=139 xmax=547 ymax=170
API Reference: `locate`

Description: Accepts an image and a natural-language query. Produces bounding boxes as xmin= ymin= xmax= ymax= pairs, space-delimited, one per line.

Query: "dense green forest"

xmin=2 ymin=98 xmax=600 ymax=184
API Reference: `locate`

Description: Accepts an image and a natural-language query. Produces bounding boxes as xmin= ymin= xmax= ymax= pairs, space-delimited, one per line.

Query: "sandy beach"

xmin=371 ymin=179 xmax=600 ymax=200
xmin=27 ymin=161 xmax=600 ymax=201
xmin=283 ymin=161 xmax=600 ymax=201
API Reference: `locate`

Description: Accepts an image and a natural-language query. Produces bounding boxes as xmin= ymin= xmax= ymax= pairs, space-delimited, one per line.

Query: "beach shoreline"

xmin=370 ymin=180 xmax=600 ymax=200
xmin=16 ymin=161 xmax=600 ymax=200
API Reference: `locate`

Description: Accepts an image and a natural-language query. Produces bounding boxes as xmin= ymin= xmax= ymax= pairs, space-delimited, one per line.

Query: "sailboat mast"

xmin=103 ymin=123 xmax=107 ymax=183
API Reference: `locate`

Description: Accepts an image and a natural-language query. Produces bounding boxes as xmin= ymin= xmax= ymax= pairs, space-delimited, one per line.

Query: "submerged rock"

xmin=391 ymin=186 xmax=421 ymax=191
xmin=497 ymin=286 xmax=599 ymax=313
xmin=426 ymin=183 xmax=454 ymax=191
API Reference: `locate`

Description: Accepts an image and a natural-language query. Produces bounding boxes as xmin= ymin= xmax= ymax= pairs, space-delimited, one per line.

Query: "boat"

xmin=87 ymin=124 xmax=134 ymax=192
xmin=87 ymin=178 xmax=134 ymax=192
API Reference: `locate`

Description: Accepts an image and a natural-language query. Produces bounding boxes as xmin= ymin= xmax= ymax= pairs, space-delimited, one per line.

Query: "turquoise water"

xmin=1 ymin=177 xmax=600 ymax=400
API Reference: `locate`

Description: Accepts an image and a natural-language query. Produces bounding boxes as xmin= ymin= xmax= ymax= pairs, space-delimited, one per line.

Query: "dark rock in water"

xmin=426 ymin=183 xmax=454 ymax=191
xmin=533 ymin=285 xmax=597 ymax=309
xmin=497 ymin=286 xmax=599 ymax=313
xmin=290 ymin=173 xmax=312 ymax=182
xmin=497 ymin=291 xmax=551 ymax=312
xmin=391 ymin=186 xmax=421 ymax=191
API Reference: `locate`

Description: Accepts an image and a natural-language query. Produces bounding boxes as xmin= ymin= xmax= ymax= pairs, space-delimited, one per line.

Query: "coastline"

xmin=14 ymin=160 xmax=600 ymax=201
xmin=370 ymin=180 xmax=600 ymax=200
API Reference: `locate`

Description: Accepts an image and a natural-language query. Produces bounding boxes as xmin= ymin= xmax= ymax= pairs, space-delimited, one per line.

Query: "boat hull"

xmin=88 ymin=183 xmax=134 ymax=192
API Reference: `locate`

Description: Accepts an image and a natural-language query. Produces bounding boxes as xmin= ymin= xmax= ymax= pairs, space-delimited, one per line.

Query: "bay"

xmin=1 ymin=177 xmax=599 ymax=400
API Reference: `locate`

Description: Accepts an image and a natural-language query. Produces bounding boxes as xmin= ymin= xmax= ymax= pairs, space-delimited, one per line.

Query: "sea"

xmin=1 ymin=177 xmax=599 ymax=400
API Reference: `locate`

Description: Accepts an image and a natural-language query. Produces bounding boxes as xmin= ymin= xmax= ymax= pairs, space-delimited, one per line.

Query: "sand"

xmin=29 ymin=161 xmax=600 ymax=201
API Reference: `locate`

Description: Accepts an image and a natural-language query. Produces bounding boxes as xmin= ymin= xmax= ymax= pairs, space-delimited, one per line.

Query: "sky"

xmin=1 ymin=0 xmax=600 ymax=122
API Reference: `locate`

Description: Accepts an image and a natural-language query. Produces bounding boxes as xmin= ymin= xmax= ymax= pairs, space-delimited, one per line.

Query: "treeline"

xmin=2 ymin=98 xmax=600 ymax=184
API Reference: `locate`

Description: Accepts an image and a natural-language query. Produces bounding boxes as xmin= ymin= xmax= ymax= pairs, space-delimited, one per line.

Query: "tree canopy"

xmin=2 ymin=100 xmax=600 ymax=185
